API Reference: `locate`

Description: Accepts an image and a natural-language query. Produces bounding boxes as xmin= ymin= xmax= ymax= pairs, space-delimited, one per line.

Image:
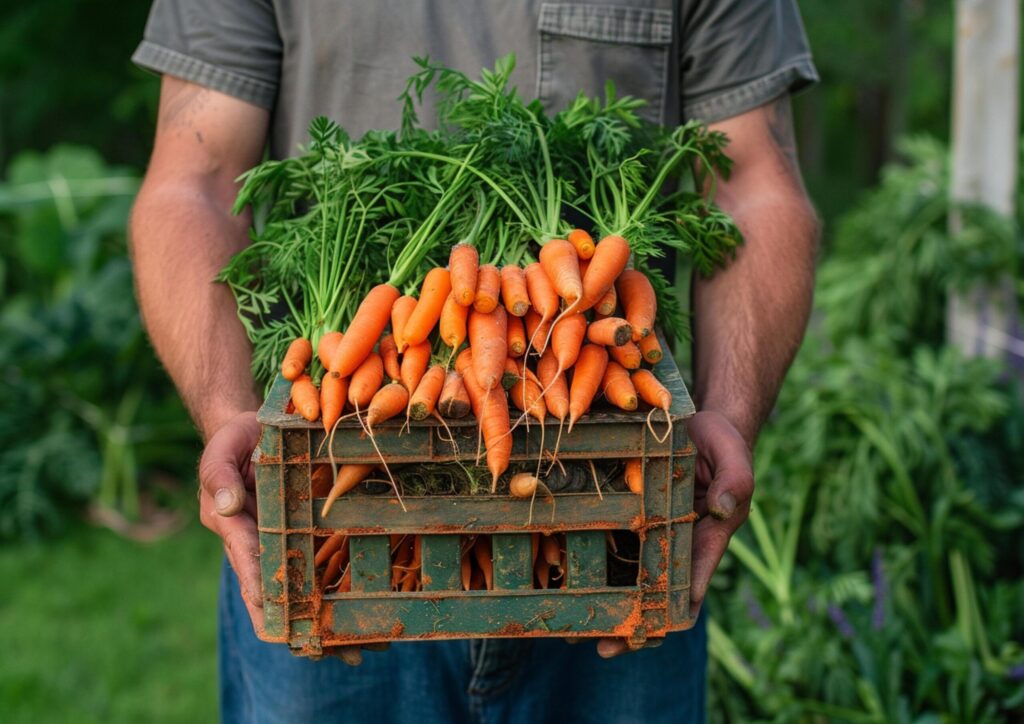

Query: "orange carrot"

xmin=473 ymin=264 xmax=501 ymax=313
xmin=454 ymin=347 xmax=473 ymax=377
xmin=609 ymin=341 xmax=642 ymax=370
xmin=282 ymin=338 xmax=313 ymax=381
xmin=537 ymin=350 xmax=569 ymax=422
xmin=507 ymin=315 xmax=526 ymax=357
xmin=616 ymin=269 xmax=657 ymax=341
xmin=390 ymin=294 xmax=418 ymax=354
xmin=551 ymin=313 xmax=588 ymax=373
xmin=578 ymin=256 xmax=590 ymax=281
xmin=320 ymin=372 xmax=348 ymax=432
xmin=596 ymin=285 xmax=617 ymax=317
xmin=461 ymin=543 xmax=472 ymax=591
xmin=568 ymin=228 xmax=595 ymax=259
xmin=400 ymin=341 xmax=431 ymax=395
xmin=322 ymin=549 xmax=344 ymax=588
xmin=473 ymin=536 xmax=493 ymax=590
xmin=624 ymin=459 xmax=643 ymax=494
xmin=366 ymin=382 xmax=409 ymax=429
xmin=580 ymin=234 xmax=631 ymax=311
xmin=524 ymin=262 xmax=559 ymax=321
xmin=337 ymin=566 xmax=352 ymax=593
xmin=461 ymin=362 xmax=511 ymax=490
xmin=469 ymin=307 xmax=508 ymax=391
xmin=632 ymin=369 xmax=672 ymax=411
xmin=310 ymin=464 xmax=334 ymax=498
xmin=500 ymin=265 xmax=530 ymax=317
xmin=632 ymin=368 xmax=673 ymax=443
xmin=291 ymin=375 xmax=320 ymax=421
xmin=379 ymin=334 xmax=401 ymax=382
xmin=509 ymin=473 xmax=540 ymax=499
xmin=502 ymin=357 xmax=521 ymax=391
xmin=449 ymin=243 xmax=479 ymax=307
xmin=524 ymin=310 xmax=553 ymax=354
xmin=568 ymin=344 xmax=609 ymax=431
xmin=439 ymin=291 xmax=469 ymax=359
xmin=348 ymin=352 xmax=384 ymax=409
xmin=541 ymin=533 xmax=561 ymax=568
xmin=638 ymin=333 xmax=664 ymax=364
xmin=510 ymin=376 xmax=546 ymax=423
xmin=315 ymin=532 xmax=347 ymax=567
xmin=321 ymin=463 xmax=375 ymax=516
xmin=403 ymin=267 xmax=451 ymax=348
xmin=587 ymin=317 xmax=634 ymax=347
xmin=409 ymin=365 xmax=445 ymax=421
xmin=329 ymin=284 xmax=400 ymax=376
xmin=535 ymin=554 xmax=550 ymax=589
xmin=602 ymin=361 xmax=638 ymax=411
xmin=317 ymin=332 xmax=343 ymax=368
xmin=539 ymin=239 xmax=583 ymax=305
xmin=439 ymin=371 xmax=471 ymax=418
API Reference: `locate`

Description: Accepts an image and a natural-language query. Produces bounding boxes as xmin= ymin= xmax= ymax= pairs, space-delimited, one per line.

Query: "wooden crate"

xmin=254 ymin=339 xmax=696 ymax=656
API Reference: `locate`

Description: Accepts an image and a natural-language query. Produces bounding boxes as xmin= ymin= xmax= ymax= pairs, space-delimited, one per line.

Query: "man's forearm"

xmin=692 ymin=195 xmax=817 ymax=444
xmin=130 ymin=181 xmax=260 ymax=440
xmin=693 ymin=99 xmax=819 ymax=445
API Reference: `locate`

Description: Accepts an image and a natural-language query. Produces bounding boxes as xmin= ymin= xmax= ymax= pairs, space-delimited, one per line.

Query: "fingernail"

xmin=215 ymin=488 xmax=237 ymax=514
xmin=710 ymin=491 xmax=736 ymax=520
xmin=597 ymin=641 xmax=616 ymax=658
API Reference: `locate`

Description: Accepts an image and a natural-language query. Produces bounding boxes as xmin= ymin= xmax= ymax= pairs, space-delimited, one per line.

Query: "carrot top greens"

xmin=221 ymin=55 xmax=741 ymax=387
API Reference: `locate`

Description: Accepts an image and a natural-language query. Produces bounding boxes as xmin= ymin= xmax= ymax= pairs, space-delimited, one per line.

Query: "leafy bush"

xmin=0 ymin=145 xmax=197 ymax=539
xmin=708 ymin=139 xmax=1024 ymax=721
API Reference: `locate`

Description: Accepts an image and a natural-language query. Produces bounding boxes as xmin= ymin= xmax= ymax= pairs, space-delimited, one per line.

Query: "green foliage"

xmin=708 ymin=140 xmax=1024 ymax=721
xmin=0 ymin=146 xmax=197 ymax=539
xmin=0 ymin=519 xmax=220 ymax=721
xmin=227 ymin=56 xmax=741 ymax=388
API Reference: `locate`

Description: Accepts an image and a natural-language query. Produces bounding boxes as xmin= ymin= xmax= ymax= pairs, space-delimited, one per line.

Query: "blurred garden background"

xmin=1 ymin=1 xmax=1022 ymax=721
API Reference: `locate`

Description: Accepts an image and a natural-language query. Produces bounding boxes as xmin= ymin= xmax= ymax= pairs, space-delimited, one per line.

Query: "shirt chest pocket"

xmin=537 ymin=2 xmax=673 ymax=125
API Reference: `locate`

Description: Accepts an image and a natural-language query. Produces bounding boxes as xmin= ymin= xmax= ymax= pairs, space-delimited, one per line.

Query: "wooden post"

xmin=947 ymin=0 xmax=1022 ymax=366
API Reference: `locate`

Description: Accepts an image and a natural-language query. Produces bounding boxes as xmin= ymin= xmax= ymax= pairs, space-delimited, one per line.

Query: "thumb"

xmin=199 ymin=412 xmax=261 ymax=517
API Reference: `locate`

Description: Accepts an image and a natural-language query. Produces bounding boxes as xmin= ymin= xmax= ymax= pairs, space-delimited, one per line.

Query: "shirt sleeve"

xmin=132 ymin=0 xmax=281 ymax=110
xmin=679 ymin=0 xmax=818 ymax=123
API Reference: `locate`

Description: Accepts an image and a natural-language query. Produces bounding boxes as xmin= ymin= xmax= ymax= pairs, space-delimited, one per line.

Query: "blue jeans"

xmin=219 ymin=559 xmax=707 ymax=723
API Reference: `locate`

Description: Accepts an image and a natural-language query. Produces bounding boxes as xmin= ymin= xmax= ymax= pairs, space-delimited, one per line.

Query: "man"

xmin=130 ymin=1 xmax=819 ymax=721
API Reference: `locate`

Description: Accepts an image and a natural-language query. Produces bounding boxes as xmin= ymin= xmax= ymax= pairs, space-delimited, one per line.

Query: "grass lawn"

xmin=0 ymin=516 xmax=222 ymax=723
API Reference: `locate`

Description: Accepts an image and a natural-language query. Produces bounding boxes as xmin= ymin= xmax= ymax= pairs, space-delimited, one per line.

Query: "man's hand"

xmin=198 ymin=411 xmax=264 ymax=630
xmin=596 ymin=95 xmax=816 ymax=659
xmin=595 ymin=411 xmax=752 ymax=659
xmin=687 ymin=411 xmax=753 ymax=615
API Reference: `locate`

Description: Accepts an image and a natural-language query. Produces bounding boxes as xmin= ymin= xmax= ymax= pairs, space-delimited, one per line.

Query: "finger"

xmin=596 ymin=638 xmax=629 ymax=658
xmin=690 ymin=513 xmax=744 ymax=611
xmin=198 ymin=412 xmax=261 ymax=517
xmin=706 ymin=463 xmax=753 ymax=521
xmin=203 ymin=490 xmax=265 ymax=630
xmin=337 ymin=647 xmax=363 ymax=666
xmin=360 ymin=642 xmax=390 ymax=652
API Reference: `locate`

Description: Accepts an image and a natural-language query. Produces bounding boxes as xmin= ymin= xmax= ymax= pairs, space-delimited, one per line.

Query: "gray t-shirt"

xmin=133 ymin=0 xmax=817 ymax=161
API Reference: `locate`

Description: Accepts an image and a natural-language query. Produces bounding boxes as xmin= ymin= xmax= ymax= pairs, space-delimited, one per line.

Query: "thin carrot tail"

xmin=431 ymin=410 xmax=460 ymax=458
xmin=320 ymin=414 xmax=347 ymax=517
xmin=588 ymin=460 xmax=604 ymax=501
xmin=356 ymin=402 xmax=406 ymax=512
xmin=545 ymin=418 xmax=565 ymax=476
xmin=534 ymin=421 xmax=545 ymax=479
xmin=646 ymin=406 xmax=673 ymax=445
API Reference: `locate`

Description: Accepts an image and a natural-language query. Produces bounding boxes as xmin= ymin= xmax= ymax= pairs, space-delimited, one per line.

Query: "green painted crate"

xmin=254 ymin=338 xmax=697 ymax=656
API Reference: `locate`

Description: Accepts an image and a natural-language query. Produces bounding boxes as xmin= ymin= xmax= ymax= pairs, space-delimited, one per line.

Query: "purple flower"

xmin=1009 ymin=664 xmax=1024 ymax=682
xmin=742 ymin=585 xmax=772 ymax=630
xmin=872 ymin=548 xmax=888 ymax=631
xmin=828 ymin=604 xmax=855 ymax=640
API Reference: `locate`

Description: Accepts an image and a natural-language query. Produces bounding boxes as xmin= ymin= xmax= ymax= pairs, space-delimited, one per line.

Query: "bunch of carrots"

xmin=313 ymin=532 xmax=569 ymax=593
xmin=281 ymin=229 xmax=675 ymax=512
